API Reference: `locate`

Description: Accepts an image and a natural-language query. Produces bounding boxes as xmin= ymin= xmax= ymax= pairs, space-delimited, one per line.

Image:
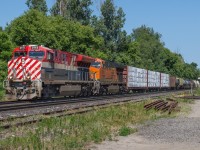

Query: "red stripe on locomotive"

xmin=8 ymin=56 xmax=41 ymax=80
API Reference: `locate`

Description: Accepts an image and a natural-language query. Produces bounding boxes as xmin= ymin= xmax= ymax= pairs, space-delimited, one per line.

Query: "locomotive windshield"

xmin=29 ymin=51 xmax=44 ymax=60
xmin=14 ymin=52 xmax=27 ymax=58
xmin=91 ymin=62 xmax=101 ymax=68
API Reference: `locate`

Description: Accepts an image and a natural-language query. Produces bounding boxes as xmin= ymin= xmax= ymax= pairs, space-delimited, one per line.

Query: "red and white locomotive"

xmin=4 ymin=45 xmax=97 ymax=100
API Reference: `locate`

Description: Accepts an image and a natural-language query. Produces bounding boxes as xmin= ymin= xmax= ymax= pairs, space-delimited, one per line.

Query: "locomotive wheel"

xmin=83 ymin=91 xmax=87 ymax=97
xmin=87 ymin=90 xmax=92 ymax=96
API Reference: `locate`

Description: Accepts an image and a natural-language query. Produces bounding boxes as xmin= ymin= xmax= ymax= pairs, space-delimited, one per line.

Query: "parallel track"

xmin=0 ymin=95 xmax=128 ymax=112
xmin=0 ymin=90 xmax=189 ymax=129
xmin=0 ymin=90 xmax=188 ymax=112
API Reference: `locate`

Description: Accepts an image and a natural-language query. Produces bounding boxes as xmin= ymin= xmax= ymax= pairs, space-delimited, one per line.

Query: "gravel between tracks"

xmin=91 ymin=100 xmax=200 ymax=150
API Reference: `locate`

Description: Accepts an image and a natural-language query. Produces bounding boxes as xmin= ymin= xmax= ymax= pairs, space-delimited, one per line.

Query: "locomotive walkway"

xmin=91 ymin=98 xmax=200 ymax=150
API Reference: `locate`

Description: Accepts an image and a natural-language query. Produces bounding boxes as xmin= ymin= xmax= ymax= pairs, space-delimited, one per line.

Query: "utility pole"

xmin=59 ymin=0 xmax=63 ymax=16
xmin=59 ymin=0 xmax=68 ymax=18
xmin=191 ymin=81 xmax=193 ymax=95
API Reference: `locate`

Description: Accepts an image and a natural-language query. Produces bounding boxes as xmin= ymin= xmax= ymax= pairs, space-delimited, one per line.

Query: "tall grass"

xmin=194 ymin=88 xmax=200 ymax=96
xmin=0 ymin=100 xmax=175 ymax=149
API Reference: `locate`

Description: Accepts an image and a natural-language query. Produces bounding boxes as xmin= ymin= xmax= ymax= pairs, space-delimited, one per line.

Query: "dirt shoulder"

xmin=91 ymin=100 xmax=200 ymax=150
xmin=188 ymin=100 xmax=200 ymax=118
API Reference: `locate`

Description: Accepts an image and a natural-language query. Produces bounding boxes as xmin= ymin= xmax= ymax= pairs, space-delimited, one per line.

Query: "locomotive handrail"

xmin=2 ymin=81 xmax=4 ymax=88
xmin=3 ymin=77 xmax=8 ymax=89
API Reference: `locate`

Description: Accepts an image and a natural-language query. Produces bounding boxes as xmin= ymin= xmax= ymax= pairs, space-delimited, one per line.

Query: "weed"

xmin=118 ymin=126 xmax=137 ymax=136
xmin=194 ymin=88 xmax=200 ymax=96
xmin=176 ymin=98 xmax=194 ymax=104
xmin=0 ymin=90 xmax=5 ymax=101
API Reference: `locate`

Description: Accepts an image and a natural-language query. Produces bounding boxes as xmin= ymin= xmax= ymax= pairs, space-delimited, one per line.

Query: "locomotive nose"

xmin=6 ymin=56 xmax=42 ymax=100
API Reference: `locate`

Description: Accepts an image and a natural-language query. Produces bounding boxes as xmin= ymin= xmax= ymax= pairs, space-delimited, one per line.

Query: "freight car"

xmin=124 ymin=66 xmax=176 ymax=92
xmin=176 ymin=78 xmax=184 ymax=89
xmin=3 ymin=45 xmax=198 ymax=100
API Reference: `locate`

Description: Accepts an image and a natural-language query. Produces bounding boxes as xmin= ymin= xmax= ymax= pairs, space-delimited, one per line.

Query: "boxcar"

xmin=170 ymin=76 xmax=176 ymax=89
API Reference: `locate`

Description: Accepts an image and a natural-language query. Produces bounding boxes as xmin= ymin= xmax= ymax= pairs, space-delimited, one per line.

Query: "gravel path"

xmin=91 ymin=100 xmax=200 ymax=150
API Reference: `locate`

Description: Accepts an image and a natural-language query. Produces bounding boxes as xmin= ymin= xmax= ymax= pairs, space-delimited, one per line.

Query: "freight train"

xmin=3 ymin=45 xmax=199 ymax=100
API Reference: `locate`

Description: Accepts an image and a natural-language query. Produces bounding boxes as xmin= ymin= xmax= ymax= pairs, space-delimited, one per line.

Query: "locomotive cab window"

xmin=14 ymin=52 xmax=27 ymax=58
xmin=61 ymin=54 xmax=67 ymax=63
xmin=47 ymin=52 xmax=54 ymax=61
xmin=91 ymin=62 xmax=101 ymax=68
xmin=29 ymin=51 xmax=44 ymax=60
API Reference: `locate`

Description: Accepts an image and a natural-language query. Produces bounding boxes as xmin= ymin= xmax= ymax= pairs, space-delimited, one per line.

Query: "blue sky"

xmin=0 ymin=0 xmax=200 ymax=67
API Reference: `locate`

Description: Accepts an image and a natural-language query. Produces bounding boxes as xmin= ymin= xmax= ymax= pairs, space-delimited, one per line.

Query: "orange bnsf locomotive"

xmin=3 ymin=45 xmax=198 ymax=100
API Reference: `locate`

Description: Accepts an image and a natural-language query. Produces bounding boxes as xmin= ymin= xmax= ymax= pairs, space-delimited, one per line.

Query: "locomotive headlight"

xmin=27 ymin=75 xmax=31 ymax=79
xmin=22 ymin=58 xmax=25 ymax=64
xmin=31 ymin=45 xmax=38 ymax=50
xmin=9 ymin=76 xmax=13 ymax=80
xmin=19 ymin=45 xmax=25 ymax=50
xmin=26 ymin=72 xmax=31 ymax=80
xmin=27 ymin=75 xmax=31 ymax=80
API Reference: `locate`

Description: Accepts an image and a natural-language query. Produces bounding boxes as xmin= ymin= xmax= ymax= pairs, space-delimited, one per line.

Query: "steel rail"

xmin=0 ymin=90 xmax=187 ymax=112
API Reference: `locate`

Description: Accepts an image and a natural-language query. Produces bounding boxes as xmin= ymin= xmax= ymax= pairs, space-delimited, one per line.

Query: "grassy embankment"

xmin=0 ymin=92 xmax=193 ymax=150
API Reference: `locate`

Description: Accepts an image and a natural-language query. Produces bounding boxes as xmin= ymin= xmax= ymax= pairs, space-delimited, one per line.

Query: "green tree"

xmin=131 ymin=25 xmax=165 ymax=71
xmin=0 ymin=61 xmax=7 ymax=81
xmin=127 ymin=41 xmax=142 ymax=66
xmin=6 ymin=9 xmax=103 ymax=54
xmin=115 ymin=41 xmax=142 ymax=67
xmin=26 ymin=0 xmax=48 ymax=14
xmin=50 ymin=1 xmax=60 ymax=16
xmin=47 ymin=16 xmax=103 ymax=53
xmin=50 ymin=0 xmax=92 ymax=25
xmin=169 ymin=53 xmax=185 ymax=77
xmin=85 ymin=48 xmax=108 ymax=60
xmin=0 ymin=60 xmax=7 ymax=99
xmin=0 ymin=30 xmax=13 ymax=61
xmin=92 ymin=0 xmax=127 ymax=56
xmin=6 ymin=10 xmax=50 ymax=46
xmin=182 ymin=62 xmax=199 ymax=79
xmin=0 ymin=30 xmax=13 ymax=99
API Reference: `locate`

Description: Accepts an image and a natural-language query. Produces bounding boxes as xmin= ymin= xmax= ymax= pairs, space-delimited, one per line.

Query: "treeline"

xmin=0 ymin=0 xmax=199 ymax=83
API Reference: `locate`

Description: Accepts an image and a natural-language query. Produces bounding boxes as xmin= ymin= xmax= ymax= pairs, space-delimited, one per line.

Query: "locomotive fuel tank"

xmin=59 ymin=85 xmax=81 ymax=96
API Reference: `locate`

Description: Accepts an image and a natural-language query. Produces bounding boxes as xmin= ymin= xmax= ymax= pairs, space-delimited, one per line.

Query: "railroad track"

xmin=0 ymin=90 xmax=189 ymax=129
xmin=0 ymin=90 xmax=188 ymax=112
